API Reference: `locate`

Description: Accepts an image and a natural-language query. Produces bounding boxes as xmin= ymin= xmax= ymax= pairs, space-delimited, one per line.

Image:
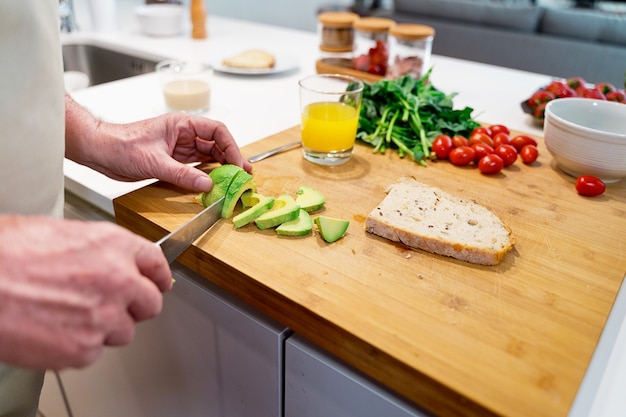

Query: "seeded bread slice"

xmin=221 ymin=49 xmax=276 ymax=69
xmin=365 ymin=178 xmax=514 ymax=265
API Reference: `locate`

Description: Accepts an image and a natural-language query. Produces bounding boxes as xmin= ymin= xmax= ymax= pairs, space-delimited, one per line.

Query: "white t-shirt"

xmin=0 ymin=0 xmax=65 ymax=415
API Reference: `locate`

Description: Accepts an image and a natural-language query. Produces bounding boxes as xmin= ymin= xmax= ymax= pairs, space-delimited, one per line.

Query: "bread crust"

xmin=365 ymin=178 xmax=514 ymax=265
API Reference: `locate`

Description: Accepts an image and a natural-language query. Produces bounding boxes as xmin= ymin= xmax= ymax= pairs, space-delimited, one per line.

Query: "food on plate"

xmin=575 ymin=175 xmax=606 ymax=197
xmin=314 ymin=216 xmax=350 ymax=243
xmin=523 ymin=76 xmax=626 ymax=120
xmin=365 ymin=177 xmax=515 ymax=265
xmin=221 ymin=49 xmax=276 ymax=70
xmin=276 ymin=209 xmax=313 ymax=236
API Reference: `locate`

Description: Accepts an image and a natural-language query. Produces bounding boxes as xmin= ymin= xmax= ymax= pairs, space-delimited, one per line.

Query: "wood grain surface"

xmin=114 ymin=125 xmax=626 ymax=417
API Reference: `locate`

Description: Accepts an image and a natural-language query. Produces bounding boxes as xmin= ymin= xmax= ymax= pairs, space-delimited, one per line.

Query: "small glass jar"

xmin=352 ymin=17 xmax=395 ymax=76
xmin=317 ymin=11 xmax=359 ymax=59
xmin=387 ymin=24 xmax=435 ymax=79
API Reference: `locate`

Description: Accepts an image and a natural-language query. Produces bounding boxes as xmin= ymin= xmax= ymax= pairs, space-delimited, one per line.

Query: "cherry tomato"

xmin=575 ymin=175 xmax=606 ymax=197
xmin=452 ymin=135 xmax=469 ymax=148
xmin=449 ymin=146 xmax=476 ymax=166
xmin=489 ymin=124 xmax=510 ymax=136
xmin=520 ymin=145 xmax=539 ymax=164
xmin=492 ymin=132 xmax=511 ymax=148
xmin=471 ymin=143 xmax=494 ymax=162
xmin=432 ymin=134 xmax=453 ymax=159
xmin=469 ymin=132 xmax=494 ymax=148
xmin=478 ymin=154 xmax=504 ymax=175
xmin=472 ymin=126 xmax=493 ymax=138
xmin=494 ymin=144 xmax=518 ymax=167
xmin=511 ymin=135 xmax=538 ymax=153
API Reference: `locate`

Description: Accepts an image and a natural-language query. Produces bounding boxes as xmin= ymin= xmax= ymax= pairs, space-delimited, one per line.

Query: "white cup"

xmin=157 ymin=60 xmax=213 ymax=114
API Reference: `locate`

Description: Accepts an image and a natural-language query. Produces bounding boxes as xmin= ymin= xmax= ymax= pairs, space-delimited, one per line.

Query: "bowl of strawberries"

xmin=522 ymin=76 xmax=626 ymax=123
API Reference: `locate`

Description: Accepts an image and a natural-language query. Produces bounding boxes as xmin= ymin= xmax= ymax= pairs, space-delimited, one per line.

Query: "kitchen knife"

xmin=155 ymin=196 xmax=224 ymax=264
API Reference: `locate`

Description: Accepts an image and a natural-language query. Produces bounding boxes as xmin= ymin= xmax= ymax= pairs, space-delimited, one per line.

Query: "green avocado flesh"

xmin=232 ymin=193 xmax=275 ymax=228
xmin=314 ymin=216 xmax=349 ymax=243
xmin=222 ymin=170 xmax=256 ymax=218
xmin=295 ymin=185 xmax=326 ymax=212
xmin=254 ymin=194 xmax=300 ymax=230
xmin=201 ymin=164 xmax=244 ymax=207
xmin=276 ymin=209 xmax=312 ymax=236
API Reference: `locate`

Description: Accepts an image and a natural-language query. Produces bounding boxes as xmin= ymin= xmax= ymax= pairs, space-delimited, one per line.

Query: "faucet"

xmin=59 ymin=0 xmax=78 ymax=32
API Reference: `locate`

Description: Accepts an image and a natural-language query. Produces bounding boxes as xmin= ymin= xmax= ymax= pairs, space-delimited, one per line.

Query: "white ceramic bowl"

xmin=135 ymin=4 xmax=184 ymax=37
xmin=544 ymin=98 xmax=626 ymax=183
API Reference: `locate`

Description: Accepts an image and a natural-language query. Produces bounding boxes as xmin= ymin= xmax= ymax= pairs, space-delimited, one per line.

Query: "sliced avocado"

xmin=254 ymin=194 xmax=300 ymax=230
xmin=232 ymin=193 xmax=275 ymax=228
xmin=276 ymin=209 xmax=313 ymax=236
xmin=295 ymin=185 xmax=326 ymax=212
xmin=314 ymin=216 xmax=349 ymax=243
xmin=240 ymin=190 xmax=258 ymax=209
xmin=222 ymin=170 xmax=256 ymax=218
xmin=200 ymin=164 xmax=244 ymax=207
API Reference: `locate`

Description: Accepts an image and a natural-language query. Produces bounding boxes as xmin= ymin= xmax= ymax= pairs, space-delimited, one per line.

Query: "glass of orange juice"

xmin=299 ymin=74 xmax=364 ymax=165
xmin=156 ymin=60 xmax=212 ymax=114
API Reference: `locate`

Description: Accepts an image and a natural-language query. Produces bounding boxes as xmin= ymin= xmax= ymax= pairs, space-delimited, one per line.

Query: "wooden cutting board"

xmin=114 ymin=126 xmax=626 ymax=417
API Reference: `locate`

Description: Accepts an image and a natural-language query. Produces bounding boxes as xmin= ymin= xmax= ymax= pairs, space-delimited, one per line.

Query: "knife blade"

xmin=155 ymin=196 xmax=224 ymax=264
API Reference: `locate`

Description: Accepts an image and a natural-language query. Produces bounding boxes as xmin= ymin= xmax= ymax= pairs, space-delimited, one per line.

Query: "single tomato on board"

xmin=575 ymin=175 xmax=606 ymax=197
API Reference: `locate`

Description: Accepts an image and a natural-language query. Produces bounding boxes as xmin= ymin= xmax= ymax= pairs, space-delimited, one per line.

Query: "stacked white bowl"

xmin=135 ymin=4 xmax=185 ymax=37
xmin=544 ymin=98 xmax=626 ymax=183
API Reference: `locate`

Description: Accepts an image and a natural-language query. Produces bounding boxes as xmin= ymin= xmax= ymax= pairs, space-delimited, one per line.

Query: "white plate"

xmin=211 ymin=52 xmax=298 ymax=75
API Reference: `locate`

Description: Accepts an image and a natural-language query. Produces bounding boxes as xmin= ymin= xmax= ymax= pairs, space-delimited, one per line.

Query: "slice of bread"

xmin=221 ymin=49 xmax=276 ymax=70
xmin=365 ymin=177 xmax=514 ymax=265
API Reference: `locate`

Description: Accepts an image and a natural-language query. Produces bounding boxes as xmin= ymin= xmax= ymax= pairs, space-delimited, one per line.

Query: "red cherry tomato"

xmin=478 ymin=154 xmax=504 ymax=175
xmin=494 ymin=144 xmax=518 ymax=167
xmin=492 ymin=132 xmax=511 ymax=148
xmin=520 ymin=144 xmax=539 ymax=164
xmin=432 ymin=134 xmax=453 ymax=159
xmin=471 ymin=126 xmax=493 ymax=138
xmin=510 ymin=135 xmax=538 ymax=153
xmin=575 ymin=175 xmax=606 ymax=197
xmin=469 ymin=132 xmax=494 ymax=148
xmin=452 ymin=135 xmax=469 ymax=148
xmin=449 ymin=146 xmax=476 ymax=166
xmin=471 ymin=143 xmax=494 ymax=162
xmin=489 ymin=124 xmax=510 ymax=136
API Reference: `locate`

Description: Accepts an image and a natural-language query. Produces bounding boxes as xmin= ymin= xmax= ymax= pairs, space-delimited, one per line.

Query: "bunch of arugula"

xmin=355 ymin=70 xmax=480 ymax=166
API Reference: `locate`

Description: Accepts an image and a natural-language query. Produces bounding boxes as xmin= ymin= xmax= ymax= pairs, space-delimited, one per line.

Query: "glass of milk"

xmin=156 ymin=60 xmax=212 ymax=114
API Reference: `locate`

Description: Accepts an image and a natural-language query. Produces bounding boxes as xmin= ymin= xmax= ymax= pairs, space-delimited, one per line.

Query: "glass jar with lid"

xmin=352 ymin=17 xmax=395 ymax=76
xmin=387 ymin=24 xmax=435 ymax=79
xmin=317 ymin=11 xmax=359 ymax=59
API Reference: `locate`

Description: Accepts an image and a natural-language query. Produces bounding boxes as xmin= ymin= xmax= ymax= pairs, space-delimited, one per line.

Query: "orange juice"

xmin=301 ymin=102 xmax=359 ymax=152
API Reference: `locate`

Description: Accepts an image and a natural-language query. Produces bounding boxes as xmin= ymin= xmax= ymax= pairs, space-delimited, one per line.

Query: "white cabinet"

xmin=40 ymin=263 xmax=289 ymax=417
xmin=284 ymin=334 xmax=430 ymax=417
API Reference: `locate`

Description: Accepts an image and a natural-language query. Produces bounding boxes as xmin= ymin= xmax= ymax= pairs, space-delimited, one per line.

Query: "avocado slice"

xmin=276 ymin=209 xmax=313 ymax=236
xmin=254 ymin=194 xmax=300 ymax=230
xmin=200 ymin=164 xmax=244 ymax=207
xmin=314 ymin=216 xmax=349 ymax=243
xmin=232 ymin=193 xmax=275 ymax=228
xmin=295 ymin=185 xmax=326 ymax=212
xmin=222 ymin=170 xmax=257 ymax=218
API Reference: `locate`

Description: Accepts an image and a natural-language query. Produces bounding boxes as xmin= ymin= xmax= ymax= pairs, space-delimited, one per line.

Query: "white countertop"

xmin=62 ymin=13 xmax=625 ymax=417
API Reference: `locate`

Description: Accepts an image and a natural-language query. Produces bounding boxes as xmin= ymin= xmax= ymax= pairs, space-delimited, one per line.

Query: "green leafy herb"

xmin=356 ymin=69 xmax=480 ymax=166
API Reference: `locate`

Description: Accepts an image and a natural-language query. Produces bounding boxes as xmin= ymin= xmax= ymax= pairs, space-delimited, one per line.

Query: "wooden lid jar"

xmin=387 ymin=24 xmax=435 ymax=79
xmin=317 ymin=11 xmax=359 ymax=54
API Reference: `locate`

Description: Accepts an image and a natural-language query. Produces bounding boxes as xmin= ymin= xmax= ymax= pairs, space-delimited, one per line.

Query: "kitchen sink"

xmin=62 ymin=43 xmax=163 ymax=86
